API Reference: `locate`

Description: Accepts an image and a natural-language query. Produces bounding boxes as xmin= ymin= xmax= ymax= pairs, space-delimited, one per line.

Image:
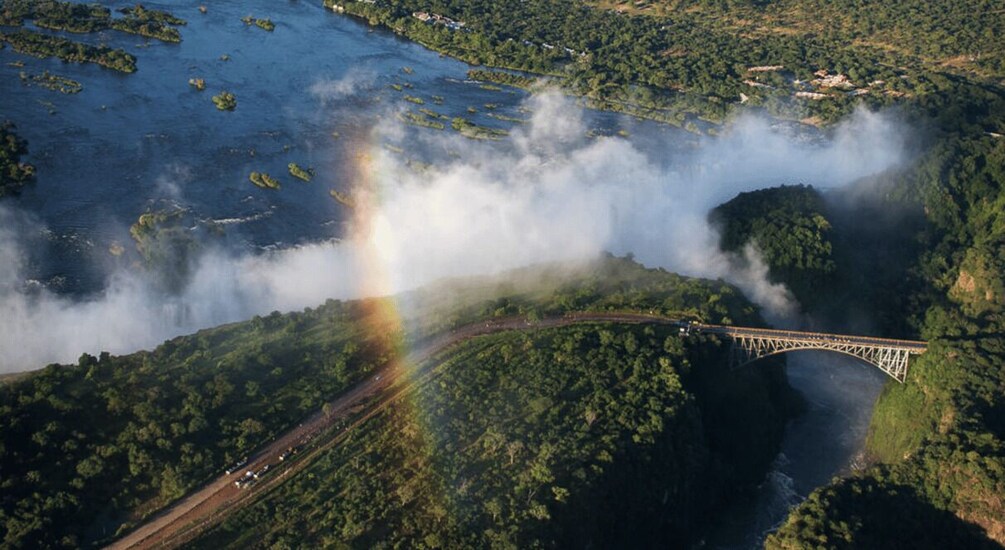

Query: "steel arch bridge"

xmin=693 ymin=324 xmax=928 ymax=382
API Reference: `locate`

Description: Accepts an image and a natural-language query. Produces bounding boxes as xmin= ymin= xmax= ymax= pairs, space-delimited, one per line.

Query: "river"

xmin=707 ymin=351 xmax=888 ymax=548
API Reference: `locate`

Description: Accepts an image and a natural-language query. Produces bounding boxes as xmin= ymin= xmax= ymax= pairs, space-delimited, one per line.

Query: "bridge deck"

xmin=697 ymin=323 xmax=928 ymax=352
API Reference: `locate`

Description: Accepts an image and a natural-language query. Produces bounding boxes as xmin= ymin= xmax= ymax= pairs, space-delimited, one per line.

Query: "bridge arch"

xmin=724 ymin=333 xmax=923 ymax=383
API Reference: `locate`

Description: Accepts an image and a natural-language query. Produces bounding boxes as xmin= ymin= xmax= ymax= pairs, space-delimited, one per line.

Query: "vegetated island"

xmin=0 ymin=0 xmax=185 ymax=43
xmin=287 ymin=163 xmax=314 ymax=182
xmin=188 ymin=77 xmax=206 ymax=91
xmin=19 ymin=70 xmax=82 ymax=94
xmin=329 ymin=189 xmax=355 ymax=208
xmin=212 ymin=91 xmax=237 ymax=111
xmin=0 ymin=257 xmax=798 ymax=548
xmin=0 ymin=29 xmax=137 ymax=73
xmin=398 ymin=111 xmax=445 ymax=130
xmin=249 ymin=171 xmax=280 ymax=190
xmin=451 ymin=116 xmax=508 ymax=140
xmin=241 ymin=15 xmax=275 ymax=31
xmin=0 ymin=121 xmax=35 ymax=197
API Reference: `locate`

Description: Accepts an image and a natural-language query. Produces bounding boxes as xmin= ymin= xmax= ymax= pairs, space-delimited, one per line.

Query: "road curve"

xmin=104 ymin=313 xmax=925 ymax=549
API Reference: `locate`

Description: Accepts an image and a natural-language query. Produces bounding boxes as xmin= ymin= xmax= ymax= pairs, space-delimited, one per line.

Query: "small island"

xmin=20 ymin=70 xmax=83 ymax=94
xmin=212 ymin=91 xmax=236 ymax=111
xmin=329 ymin=189 xmax=354 ymax=208
xmin=399 ymin=111 xmax=445 ymax=130
xmin=0 ymin=121 xmax=36 ymax=197
xmin=450 ymin=117 xmax=508 ymax=140
xmin=249 ymin=172 xmax=280 ymax=190
xmin=242 ymin=16 xmax=275 ymax=31
xmin=287 ymin=163 xmax=314 ymax=182
xmin=188 ymin=78 xmax=206 ymax=91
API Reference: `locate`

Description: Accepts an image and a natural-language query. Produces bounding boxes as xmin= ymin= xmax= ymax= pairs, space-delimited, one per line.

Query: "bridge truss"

xmin=726 ymin=333 xmax=922 ymax=382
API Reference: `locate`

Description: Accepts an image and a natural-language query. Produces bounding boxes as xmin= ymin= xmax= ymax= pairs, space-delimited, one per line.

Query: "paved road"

xmin=104 ymin=313 xmax=925 ymax=548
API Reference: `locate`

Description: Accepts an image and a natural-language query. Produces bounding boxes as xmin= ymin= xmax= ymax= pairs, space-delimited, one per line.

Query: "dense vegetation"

xmin=249 ymin=171 xmax=279 ymax=190
xmin=0 ymin=258 xmax=794 ymax=548
xmin=769 ymin=184 xmax=1005 ymax=541
xmin=399 ymin=110 xmax=446 ymax=130
xmin=450 ymin=116 xmax=508 ymax=139
xmin=18 ymin=70 xmax=82 ymax=94
xmin=468 ymin=69 xmax=539 ymax=90
xmin=0 ymin=301 xmax=398 ymax=548
xmin=241 ymin=15 xmax=276 ymax=32
xmin=710 ymin=185 xmax=836 ymax=311
xmin=0 ymin=0 xmax=185 ymax=43
xmin=0 ymin=121 xmax=34 ymax=197
xmin=325 ymin=0 xmax=1002 ymax=126
xmin=117 ymin=4 xmax=185 ymax=27
xmin=600 ymin=0 xmax=1004 ymax=76
xmin=195 ymin=322 xmax=795 ymax=548
xmin=287 ymin=163 xmax=314 ymax=182
xmin=213 ymin=91 xmax=237 ymax=111
xmin=0 ymin=29 xmax=136 ymax=73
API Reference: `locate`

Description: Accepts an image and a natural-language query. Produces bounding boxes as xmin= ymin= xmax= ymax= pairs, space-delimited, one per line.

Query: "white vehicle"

xmin=234 ymin=470 xmax=256 ymax=488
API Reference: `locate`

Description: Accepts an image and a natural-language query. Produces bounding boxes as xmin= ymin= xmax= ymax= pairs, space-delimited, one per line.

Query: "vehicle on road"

xmin=225 ymin=457 xmax=248 ymax=475
xmin=234 ymin=471 xmax=255 ymax=488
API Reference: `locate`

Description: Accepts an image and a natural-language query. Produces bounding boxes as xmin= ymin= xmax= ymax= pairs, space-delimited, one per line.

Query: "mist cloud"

xmin=0 ymin=93 xmax=908 ymax=372
xmin=309 ymin=69 xmax=377 ymax=103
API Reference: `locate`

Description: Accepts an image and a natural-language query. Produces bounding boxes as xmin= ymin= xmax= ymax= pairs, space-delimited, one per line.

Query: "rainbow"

xmin=333 ymin=130 xmax=462 ymax=520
